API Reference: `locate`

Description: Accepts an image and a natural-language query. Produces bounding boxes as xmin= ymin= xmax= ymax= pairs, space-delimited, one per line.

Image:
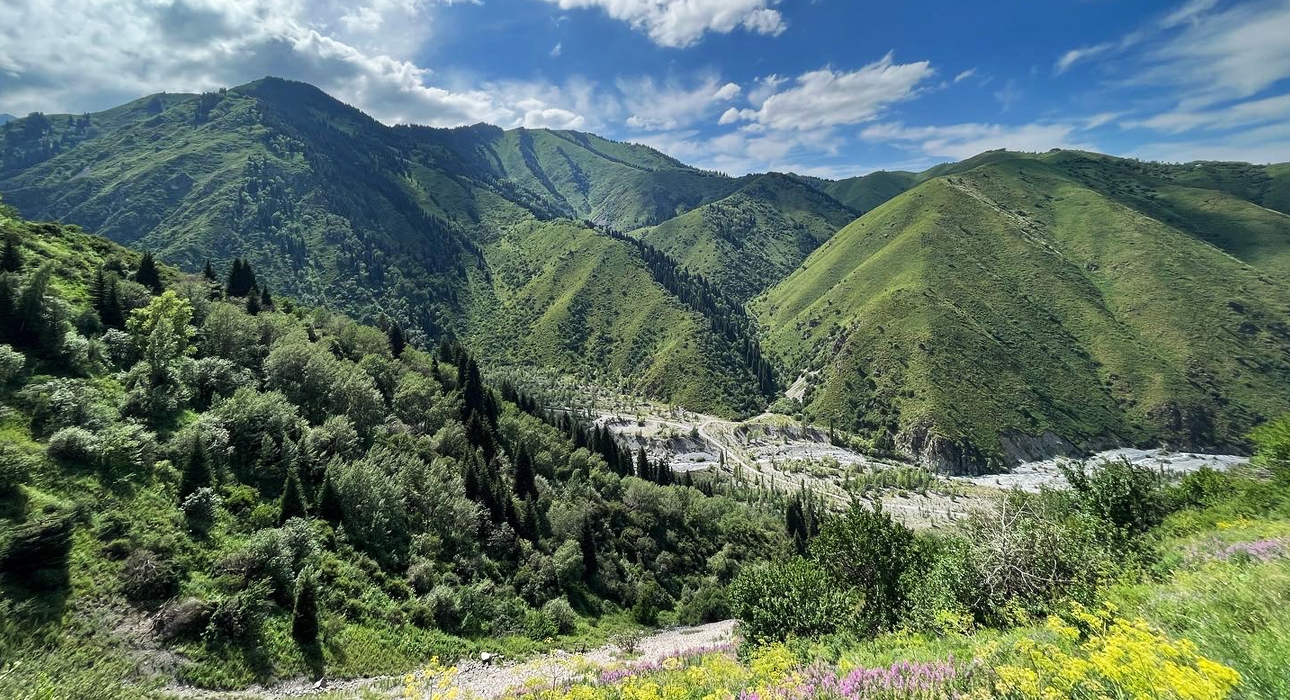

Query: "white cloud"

xmin=0 ymin=0 xmax=595 ymax=130
xmin=629 ymin=125 xmax=842 ymax=175
xmin=619 ymin=76 xmax=742 ymax=131
xmin=861 ymin=121 xmax=1093 ymax=160
xmin=993 ymin=79 xmax=1021 ymax=112
xmin=1134 ymin=92 xmax=1290 ymax=133
xmin=534 ymin=0 xmax=785 ymax=48
xmin=1141 ymin=0 xmax=1290 ymax=109
xmin=953 ymin=68 xmax=978 ymax=83
xmin=729 ymin=53 xmax=935 ymax=131
xmin=550 ymin=41 xmax=563 ymax=57
xmin=1055 ymin=42 xmax=1113 ymax=74
xmin=1130 ymin=120 xmax=1290 ymax=162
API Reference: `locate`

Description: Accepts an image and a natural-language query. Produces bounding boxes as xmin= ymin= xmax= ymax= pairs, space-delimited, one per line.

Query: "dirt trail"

xmin=161 ymin=620 xmax=737 ymax=700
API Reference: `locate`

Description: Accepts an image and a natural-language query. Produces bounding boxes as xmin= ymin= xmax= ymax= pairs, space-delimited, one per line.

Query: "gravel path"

xmin=161 ymin=620 xmax=737 ymax=700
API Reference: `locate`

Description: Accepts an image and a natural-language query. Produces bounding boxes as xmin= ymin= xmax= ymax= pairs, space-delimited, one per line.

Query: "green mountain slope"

xmin=0 ymin=78 xmax=770 ymax=415
xmin=636 ymin=173 xmax=857 ymax=301
xmin=753 ymin=151 xmax=1290 ymax=471
xmin=821 ymin=171 xmax=917 ymax=213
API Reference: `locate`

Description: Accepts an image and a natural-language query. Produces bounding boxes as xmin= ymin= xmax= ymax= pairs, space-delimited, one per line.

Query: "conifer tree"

xmin=178 ymin=439 xmax=213 ymax=502
xmin=387 ymin=322 xmax=406 ymax=358
xmin=134 ymin=252 xmax=162 ymax=293
xmin=245 ymin=290 xmax=261 ymax=316
xmin=636 ymin=446 xmax=650 ymax=480
xmin=100 ymin=277 xmax=125 ymax=328
xmin=0 ymin=235 xmax=20 ymax=273
xmin=514 ymin=446 xmax=536 ymax=499
xmin=579 ymin=517 xmax=598 ymax=580
xmin=259 ymin=284 xmax=272 ymax=310
xmin=279 ymin=467 xmax=307 ymax=524
xmin=202 ymin=259 xmax=217 ymax=281
xmin=291 ymin=569 xmax=320 ymax=644
xmin=316 ymin=470 xmax=343 ymax=524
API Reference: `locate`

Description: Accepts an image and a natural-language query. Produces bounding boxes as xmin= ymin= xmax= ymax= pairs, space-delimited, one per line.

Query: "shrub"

xmin=809 ymin=503 xmax=920 ymax=633
xmin=180 ymin=487 xmax=220 ymax=535
xmin=541 ymin=596 xmax=579 ymax=635
xmin=729 ymin=558 xmax=855 ymax=645
xmin=524 ymin=608 xmax=558 ymax=640
xmin=1062 ymin=458 xmax=1168 ymax=535
xmin=206 ymin=583 xmax=270 ymax=645
xmin=121 ymin=549 xmax=179 ymax=602
xmin=0 ymin=344 xmax=24 ymax=382
xmin=291 ymin=568 xmax=320 ymax=644
xmin=46 ymin=426 xmax=100 ymax=465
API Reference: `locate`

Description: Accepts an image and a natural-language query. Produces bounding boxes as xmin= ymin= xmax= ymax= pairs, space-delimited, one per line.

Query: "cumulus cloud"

xmin=861 ymin=122 xmax=1093 ymax=160
xmin=0 ymin=0 xmax=592 ymax=130
xmin=534 ymin=0 xmax=785 ymax=47
xmin=728 ymin=53 xmax=935 ymax=131
xmin=619 ymin=76 xmax=742 ymax=131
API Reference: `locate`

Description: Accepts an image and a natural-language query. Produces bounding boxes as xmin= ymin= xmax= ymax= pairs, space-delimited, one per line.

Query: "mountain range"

xmin=3 ymin=77 xmax=1289 ymax=471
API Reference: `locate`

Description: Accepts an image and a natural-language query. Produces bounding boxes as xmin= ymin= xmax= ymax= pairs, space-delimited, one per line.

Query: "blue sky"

xmin=2 ymin=0 xmax=1290 ymax=176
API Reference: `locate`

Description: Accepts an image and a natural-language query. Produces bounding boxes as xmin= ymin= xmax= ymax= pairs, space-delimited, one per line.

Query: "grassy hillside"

xmin=0 ymin=79 xmax=773 ymax=416
xmin=0 ymin=204 xmax=786 ymax=697
xmin=637 ymin=173 xmax=857 ymax=301
xmin=754 ymin=152 xmax=1290 ymax=471
xmin=468 ymin=218 xmax=769 ymax=416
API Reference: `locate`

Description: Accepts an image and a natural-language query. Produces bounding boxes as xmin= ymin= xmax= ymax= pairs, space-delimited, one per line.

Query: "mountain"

xmin=0 ymin=114 xmax=15 ymax=126
xmin=4 ymin=79 xmax=1290 ymax=462
xmin=0 ymin=78 xmax=771 ymax=416
xmin=753 ymin=150 xmax=1290 ymax=471
xmin=635 ymin=172 xmax=858 ymax=301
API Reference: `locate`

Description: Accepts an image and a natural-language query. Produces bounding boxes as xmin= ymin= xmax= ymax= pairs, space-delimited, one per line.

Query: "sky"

xmin=2 ymin=0 xmax=1290 ymax=177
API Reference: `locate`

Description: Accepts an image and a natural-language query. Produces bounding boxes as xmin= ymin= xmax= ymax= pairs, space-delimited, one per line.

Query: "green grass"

xmin=753 ymin=152 xmax=1290 ymax=470
xmin=638 ymin=173 xmax=857 ymax=301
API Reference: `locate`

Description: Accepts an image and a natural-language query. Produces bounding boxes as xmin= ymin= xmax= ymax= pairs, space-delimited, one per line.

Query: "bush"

xmin=46 ymin=426 xmax=100 ymax=465
xmin=206 ymin=583 xmax=270 ymax=645
xmin=180 ymin=487 xmax=220 ymax=535
xmin=729 ymin=558 xmax=855 ymax=646
xmin=121 ymin=549 xmax=179 ymax=602
xmin=809 ymin=503 xmax=920 ymax=633
xmin=541 ymin=596 xmax=579 ymax=635
xmin=524 ymin=608 xmax=558 ymax=640
xmin=1062 ymin=458 xmax=1167 ymax=535
xmin=0 ymin=344 xmax=24 ymax=383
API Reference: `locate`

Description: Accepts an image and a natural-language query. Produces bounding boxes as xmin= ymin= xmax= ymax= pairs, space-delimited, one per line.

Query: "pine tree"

xmin=636 ymin=446 xmax=650 ymax=480
xmin=225 ymin=257 xmax=258 ymax=297
xmin=178 ymin=439 xmax=213 ymax=502
xmin=89 ymin=267 xmax=108 ymax=313
xmin=100 ymin=277 xmax=125 ymax=328
xmin=514 ymin=446 xmax=537 ymax=499
xmin=245 ymin=291 xmax=261 ymax=316
xmin=316 ymin=470 xmax=343 ymax=524
xmin=579 ymin=517 xmax=598 ymax=580
xmin=259 ymin=284 xmax=272 ymax=310
xmin=291 ymin=569 xmax=320 ymax=643
xmin=387 ymin=322 xmax=406 ymax=358
xmin=202 ymin=259 xmax=217 ymax=281
xmin=279 ymin=467 xmax=307 ymax=524
xmin=0 ymin=235 xmax=20 ymax=273
xmin=134 ymin=252 xmax=162 ymax=293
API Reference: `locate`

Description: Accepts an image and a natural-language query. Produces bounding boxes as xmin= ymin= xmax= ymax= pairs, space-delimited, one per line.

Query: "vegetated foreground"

xmin=0 ymin=204 xmax=790 ymax=697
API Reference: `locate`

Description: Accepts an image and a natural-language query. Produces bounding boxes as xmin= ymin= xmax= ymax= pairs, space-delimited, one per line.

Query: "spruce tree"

xmin=291 ymin=569 xmax=320 ymax=643
xmin=202 ymin=259 xmax=217 ymax=281
xmin=579 ymin=517 xmax=598 ymax=580
xmin=245 ymin=291 xmax=261 ymax=316
xmin=134 ymin=252 xmax=162 ymax=293
xmin=178 ymin=439 xmax=213 ymax=502
xmin=387 ymin=322 xmax=406 ymax=358
xmin=100 ymin=277 xmax=125 ymax=329
xmin=259 ymin=284 xmax=272 ymax=310
xmin=0 ymin=235 xmax=20 ymax=273
xmin=279 ymin=468 xmax=308 ymax=525
xmin=636 ymin=447 xmax=650 ymax=480
xmin=316 ymin=470 xmax=343 ymax=524
xmin=514 ymin=446 xmax=536 ymax=499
